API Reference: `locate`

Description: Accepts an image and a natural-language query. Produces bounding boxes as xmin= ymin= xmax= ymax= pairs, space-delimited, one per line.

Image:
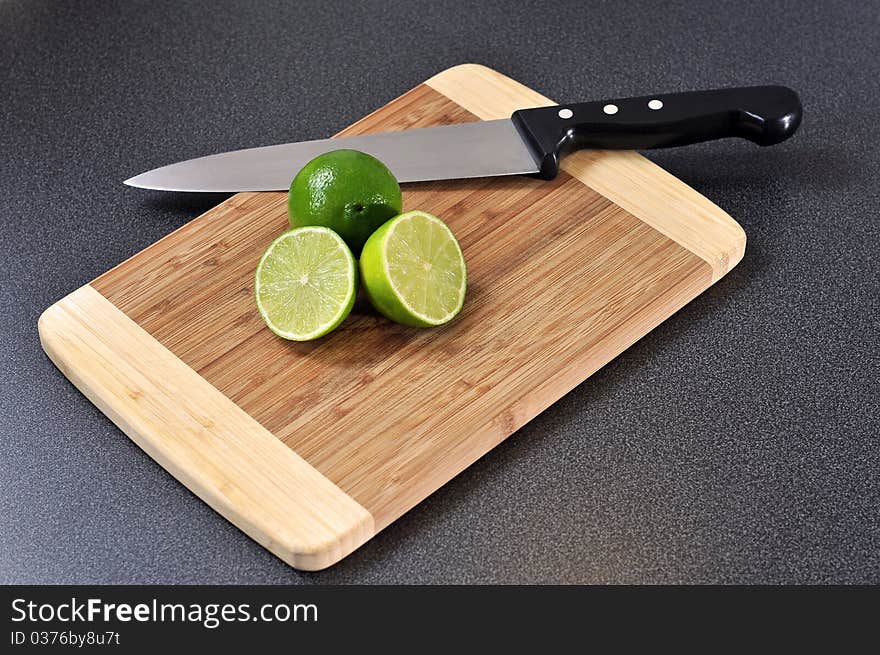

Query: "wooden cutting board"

xmin=39 ymin=64 xmax=745 ymax=570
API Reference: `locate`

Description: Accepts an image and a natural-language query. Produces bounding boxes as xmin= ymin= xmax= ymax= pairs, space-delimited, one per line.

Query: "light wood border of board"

xmin=38 ymin=285 xmax=374 ymax=571
xmin=426 ymin=64 xmax=746 ymax=282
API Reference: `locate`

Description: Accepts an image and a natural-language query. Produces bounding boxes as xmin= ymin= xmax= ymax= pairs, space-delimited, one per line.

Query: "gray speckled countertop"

xmin=2 ymin=0 xmax=878 ymax=583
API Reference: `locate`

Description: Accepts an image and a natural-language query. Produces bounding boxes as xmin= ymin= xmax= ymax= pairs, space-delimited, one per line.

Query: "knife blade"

xmin=124 ymin=86 xmax=802 ymax=192
xmin=124 ymin=120 xmax=537 ymax=191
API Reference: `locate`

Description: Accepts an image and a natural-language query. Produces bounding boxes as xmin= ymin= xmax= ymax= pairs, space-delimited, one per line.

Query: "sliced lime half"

xmin=255 ymin=227 xmax=357 ymax=341
xmin=360 ymin=210 xmax=467 ymax=327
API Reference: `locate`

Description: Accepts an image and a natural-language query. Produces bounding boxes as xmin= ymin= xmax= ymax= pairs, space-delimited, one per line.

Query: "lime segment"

xmin=360 ymin=210 xmax=467 ymax=327
xmin=255 ymin=227 xmax=357 ymax=341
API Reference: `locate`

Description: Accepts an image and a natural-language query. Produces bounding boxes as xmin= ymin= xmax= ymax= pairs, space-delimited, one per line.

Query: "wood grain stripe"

xmin=38 ymin=285 xmax=373 ymax=570
xmin=425 ymin=64 xmax=746 ymax=281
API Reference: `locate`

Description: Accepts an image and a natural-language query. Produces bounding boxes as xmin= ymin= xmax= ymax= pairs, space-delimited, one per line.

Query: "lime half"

xmin=255 ymin=227 xmax=357 ymax=341
xmin=360 ymin=210 xmax=467 ymax=327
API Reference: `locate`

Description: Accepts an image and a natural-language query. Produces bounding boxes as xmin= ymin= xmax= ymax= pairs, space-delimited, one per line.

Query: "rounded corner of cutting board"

xmin=38 ymin=299 xmax=66 ymax=368
xmin=37 ymin=284 xmax=375 ymax=572
xmin=427 ymin=62 xmax=503 ymax=84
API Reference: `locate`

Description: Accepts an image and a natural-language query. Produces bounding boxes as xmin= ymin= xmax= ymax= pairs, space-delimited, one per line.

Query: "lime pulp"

xmin=254 ymin=226 xmax=357 ymax=341
xmin=359 ymin=210 xmax=467 ymax=327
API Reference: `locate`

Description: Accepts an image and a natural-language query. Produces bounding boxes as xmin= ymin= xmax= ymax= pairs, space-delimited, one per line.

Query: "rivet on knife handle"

xmin=510 ymin=86 xmax=803 ymax=179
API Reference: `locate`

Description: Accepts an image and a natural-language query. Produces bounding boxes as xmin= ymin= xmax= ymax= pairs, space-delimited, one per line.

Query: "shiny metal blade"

xmin=124 ymin=119 xmax=539 ymax=191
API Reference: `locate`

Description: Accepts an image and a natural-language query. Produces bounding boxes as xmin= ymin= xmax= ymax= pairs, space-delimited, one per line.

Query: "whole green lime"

xmin=288 ymin=150 xmax=402 ymax=256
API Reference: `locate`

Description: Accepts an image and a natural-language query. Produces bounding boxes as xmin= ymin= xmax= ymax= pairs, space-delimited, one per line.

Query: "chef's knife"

xmin=124 ymin=86 xmax=802 ymax=192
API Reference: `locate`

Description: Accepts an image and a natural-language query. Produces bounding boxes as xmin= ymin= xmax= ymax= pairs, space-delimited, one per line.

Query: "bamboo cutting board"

xmin=39 ymin=65 xmax=745 ymax=570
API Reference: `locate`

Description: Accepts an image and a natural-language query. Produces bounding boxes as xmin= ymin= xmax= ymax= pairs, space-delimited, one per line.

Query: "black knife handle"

xmin=511 ymin=86 xmax=802 ymax=179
